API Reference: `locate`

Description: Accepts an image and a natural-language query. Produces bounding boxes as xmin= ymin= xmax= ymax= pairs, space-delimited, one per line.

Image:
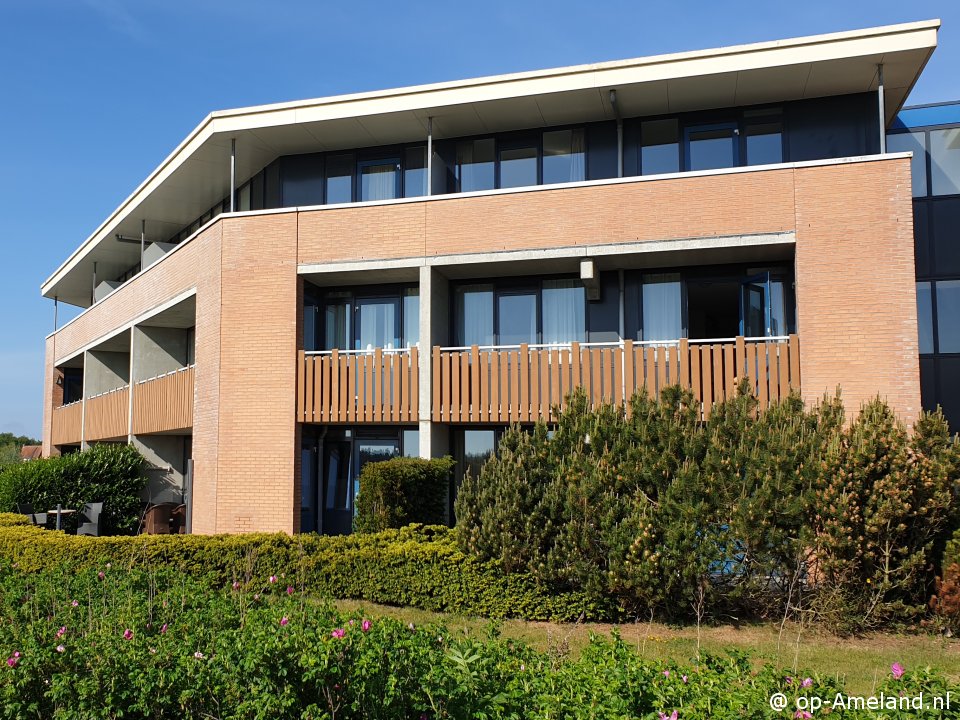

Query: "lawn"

xmin=336 ymin=599 xmax=960 ymax=696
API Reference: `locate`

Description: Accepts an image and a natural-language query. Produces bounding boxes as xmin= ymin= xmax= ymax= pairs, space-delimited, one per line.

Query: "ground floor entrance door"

xmin=322 ymin=440 xmax=353 ymax=535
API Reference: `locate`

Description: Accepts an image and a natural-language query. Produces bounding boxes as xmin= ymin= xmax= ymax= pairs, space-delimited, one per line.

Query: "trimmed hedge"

xmin=0 ymin=517 xmax=609 ymax=621
xmin=0 ymin=444 xmax=147 ymax=534
xmin=354 ymin=456 xmax=455 ymax=533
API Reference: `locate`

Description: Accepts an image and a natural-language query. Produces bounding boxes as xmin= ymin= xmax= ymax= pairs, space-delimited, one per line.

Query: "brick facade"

xmin=42 ymin=156 xmax=919 ymax=534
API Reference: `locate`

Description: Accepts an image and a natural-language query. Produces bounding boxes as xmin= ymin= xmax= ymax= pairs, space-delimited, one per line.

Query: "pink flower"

xmin=97 ymin=571 xmax=105 ymax=580
xmin=785 ymin=676 xmax=793 ymax=685
xmin=56 ymin=626 xmax=66 ymax=639
xmin=160 ymin=624 xmax=168 ymax=634
xmin=123 ymin=629 xmax=133 ymax=640
xmin=71 ymin=600 xmax=79 ymax=607
xmin=658 ymin=712 xmax=678 ymax=720
xmin=286 ymin=586 xmax=294 ymax=595
xmin=232 ymin=581 xmax=240 ymax=591
xmin=6 ymin=657 xmax=17 ymax=668
xmin=331 ymin=628 xmax=345 ymax=639
xmin=663 ymin=670 xmax=670 ymax=678
xmin=55 ymin=645 xmax=65 ymax=653
xmin=269 ymin=575 xmax=277 ymax=584
xmin=794 ymin=712 xmax=812 ymax=719
xmin=801 ymin=677 xmax=813 ymax=688
xmin=892 ymin=662 xmax=905 ymax=680
xmin=349 ymin=619 xmax=355 ymax=626
xmin=681 ymin=675 xmax=688 ymax=684
xmin=280 ymin=617 xmax=289 ymax=627
xmin=361 ymin=619 xmax=371 ymax=633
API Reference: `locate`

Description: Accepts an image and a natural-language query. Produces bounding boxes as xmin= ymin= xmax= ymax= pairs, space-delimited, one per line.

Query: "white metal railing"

xmin=135 ymin=364 xmax=196 ymax=386
xmin=438 ymin=336 xmax=791 ymax=352
xmin=305 ymin=346 xmax=415 ymax=356
xmin=86 ymin=385 xmax=129 ymax=401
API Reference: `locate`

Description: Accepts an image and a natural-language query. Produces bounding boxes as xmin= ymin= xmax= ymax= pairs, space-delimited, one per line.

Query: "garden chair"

xmin=142 ymin=503 xmax=174 ymax=534
xmin=170 ymin=504 xmax=187 ymax=534
xmin=15 ymin=503 xmax=47 ymax=528
xmin=76 ymin=502 xmax=103 ymax=537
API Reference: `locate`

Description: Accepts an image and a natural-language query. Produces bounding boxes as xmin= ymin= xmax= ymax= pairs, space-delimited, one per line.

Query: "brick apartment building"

xmin=39 ymin=20 xmax=957 ymax=535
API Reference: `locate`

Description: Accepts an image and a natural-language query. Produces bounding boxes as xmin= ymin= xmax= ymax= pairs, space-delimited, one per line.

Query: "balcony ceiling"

xmin=43 ymin=20 xmax=939 ymax=308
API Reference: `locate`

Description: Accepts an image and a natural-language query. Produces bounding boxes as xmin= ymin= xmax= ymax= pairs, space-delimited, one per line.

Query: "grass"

xmin=335 ymin=599 xmax=960 ymax=695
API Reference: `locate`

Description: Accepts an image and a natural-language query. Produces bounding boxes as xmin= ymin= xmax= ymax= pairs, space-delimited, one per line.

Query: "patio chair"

xmin=76 ymin=502 xmax=103 ymax=537
xmin=143 ymin=503 xmax=174 ymax=534
xmin=170 ymin=504 xmax=187 ymax=534
xmin=15 ymin=503 xmax=47 ymax=528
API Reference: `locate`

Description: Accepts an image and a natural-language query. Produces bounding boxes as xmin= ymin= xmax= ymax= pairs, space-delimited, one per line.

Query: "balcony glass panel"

xmin=542 ymin=279 xmax=585 ymax=344
xmin=542 ymin=129 xmax=585 ymax=185
xmin=930 ymin=128 xmax=960 ymax=196
xmin=887 ymin=131 xmax=928 ymax=197
xmin=456 ymin=139 xmax=495 ymax=192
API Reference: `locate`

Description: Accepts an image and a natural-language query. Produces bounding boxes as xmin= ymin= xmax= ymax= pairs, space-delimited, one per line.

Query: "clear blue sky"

xmin=1 ymin=0 xmax=957 ymax=440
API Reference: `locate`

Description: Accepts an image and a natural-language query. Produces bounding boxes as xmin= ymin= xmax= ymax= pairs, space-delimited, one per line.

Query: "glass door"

xmin=355 ymin=297 xmax=400 ymax=351
xmin=740 ymin=273 xmax=772 ymax=337
xmin=359 ymin=158 xmax=401 ymax=201
xmin=322 ymin=441 xmax=353 ymax=536
xmin=300 ymin=444 xmax=318 ymax=533
xmin=354 ymin=438 xmax=401 ymax=521
xmin=685 ymin=123 xmax=739 ymax=171
xmin=497 ymin=291 xmax=538 ymax=345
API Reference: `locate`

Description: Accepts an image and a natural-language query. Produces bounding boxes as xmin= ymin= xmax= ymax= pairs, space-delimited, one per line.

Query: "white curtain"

xmin=542 ymin=280 xmax=585 ymax=344
xmin=362 ymin=164 xmax=396 ymax=201
xmin=642 ymin=274 xmax=683 ymax=341
xmin=456 ymin=286 xmax=494 ymax=346
xmin=568 ymin=129 xmax=585 ymax=182
xmin=358 ymin=301 xmax=396 ymax=350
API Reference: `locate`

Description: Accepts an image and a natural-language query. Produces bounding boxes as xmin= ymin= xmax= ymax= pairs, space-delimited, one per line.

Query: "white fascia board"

xmin=41 ymin=20 xmax=938 ymax=298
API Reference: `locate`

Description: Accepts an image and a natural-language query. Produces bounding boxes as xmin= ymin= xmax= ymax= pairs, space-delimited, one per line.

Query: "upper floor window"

xmin=744 ymin=114 xmax=783 ymax=166
xmin=307 ymin=286 xmax=419 ymax=352
xmin=930 ymin=128 xmax=960 ymax=196
xmin=641 ymin=120 xmax=680 ymax=175
xmin=456 ymin=128 xmax=586 ymax=193
xmin=543 ymin=129 xmax=585 ymax=185
xmin=887 ymin=131 xmax=928 ymax=197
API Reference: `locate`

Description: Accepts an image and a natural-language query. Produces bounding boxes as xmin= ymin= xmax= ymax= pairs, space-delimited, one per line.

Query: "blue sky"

xmin=0 ymin=0 xmax=957 ymax=439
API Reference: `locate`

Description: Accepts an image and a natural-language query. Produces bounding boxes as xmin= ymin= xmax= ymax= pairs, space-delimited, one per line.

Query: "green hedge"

xmin=355 ymin=456 xmax=455 ymax=533
xmin=0 ymin=521 xmax=610 ymax=621
xmin=0 ymin=444 xmax=147 ymax=534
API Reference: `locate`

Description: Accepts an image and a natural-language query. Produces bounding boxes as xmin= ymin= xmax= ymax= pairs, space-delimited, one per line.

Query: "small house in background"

xmin=19 ymin=445 xmax=42 ymax=462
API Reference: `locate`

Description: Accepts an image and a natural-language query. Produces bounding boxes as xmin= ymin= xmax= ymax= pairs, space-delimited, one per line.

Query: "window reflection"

xmin=642 ymin=273 xmax=683 ymax=341
xmin=887 ymin=131 xmax=928 ymax=197
xmin=456 ymin=139 xmax=496 ymax=192
xmin=499 ymin=145 xmax=538 ymax=188
xmin=744 ymin=122 xmax=783 ymax=165
xmin=641 ymin=119 xmax=680 ymax=175
xmin=543 ymin=129 xmax=585 ymax=184
xmin=326 ymin=154 xmax=354 ymax=204
xmin=917 ymin=282 xmax=933 ymax=354
xmin=930 ymin=128 xmax=960 ymax=196
xmin=455 ymin=285 xmax=494 ymax=346
xmin=404 ymin=146 xmax=428 ymax=197
xmin=498 ymin=293 xmax=537 ymax=345
xmin=687 ymin=126 xmax=738 ymax=171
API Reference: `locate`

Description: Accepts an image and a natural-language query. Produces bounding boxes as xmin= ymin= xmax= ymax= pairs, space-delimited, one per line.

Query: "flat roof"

xmin=42 ymin=19 xmax=940 ymax=307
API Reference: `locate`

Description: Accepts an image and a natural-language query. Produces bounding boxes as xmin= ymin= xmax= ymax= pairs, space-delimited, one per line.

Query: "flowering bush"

xmin=0 ymin=564 xmax=954 ymax=719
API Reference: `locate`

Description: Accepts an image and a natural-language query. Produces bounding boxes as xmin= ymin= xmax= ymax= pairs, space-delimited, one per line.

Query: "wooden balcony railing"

xmin=84 ymin=386 xmax=130 ymax=441
xmin=51 ymin=401 xmax=82 ymax=446
xmin=432 ymin=335 xmax=800 ymax=423
xmin=132 ymin=366 xmax=195 ymax=434
xmin=297 ymin=348 xmax=420 ymax=424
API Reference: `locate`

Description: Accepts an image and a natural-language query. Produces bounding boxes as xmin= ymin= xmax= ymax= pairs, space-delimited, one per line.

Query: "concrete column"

xmin=418 ymin=265 xmax=449 ymax=459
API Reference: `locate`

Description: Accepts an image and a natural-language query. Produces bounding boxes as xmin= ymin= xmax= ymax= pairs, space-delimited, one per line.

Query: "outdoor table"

xmin=47 ymin=505 xmax=76 ymax=531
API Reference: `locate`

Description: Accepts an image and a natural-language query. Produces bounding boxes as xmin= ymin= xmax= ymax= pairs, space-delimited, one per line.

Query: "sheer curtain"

xmin=362 ymin=164 xmax=397 ymax=201
xmin=542 ymin=280 xmax=585 ymax=344
xmin=455 ymin=285 xmax=494 ymax=346
xmin=642 ymin=273 xmax=683 ymax=341
xmin=568 ymin=129 xmax=585 ymax=182
xmin=358 ymin=301 xmax=397 ymax=350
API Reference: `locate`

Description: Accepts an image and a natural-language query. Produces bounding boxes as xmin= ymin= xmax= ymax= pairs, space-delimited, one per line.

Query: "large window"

xmin=543 ymin=129 xmax=585 ymax=184
xmin=930 ymin=128 xmax=960 ymax=196
xmin=499 ymin=140 xmax=538 ymax=189
xmin=641 ymin=120 xmax=680 ymax=175
xmin=359 ymin=158 xmax=400 ymax=202
xmin=313 ymin=285 xmax=418 ymax=351
xmin=404 ymin=146 xmax=428 ymax=198
xmin=918 ymin=281 xmax=934 ymax=354
xmin=457 ymin=128 xmax=586 ymax=192
xmin=744 ymin=117 xmax=783 ymax=166
xmin=456 ymin=139 xmax=496 ymax=192
xmin=887 ymin=131 xmax=928 ymax=197
xmin=642 ymin=274 xmax=683 ymax=341
xmin=325 ymin=154 xmax=354 ymax=204
xmin=454 ymin=278 xmax=588 ymax=346
xmin=937 ymin=280 xmax=960 ymax=353
xmin=686 ymin=124 xmax=739 ymax=171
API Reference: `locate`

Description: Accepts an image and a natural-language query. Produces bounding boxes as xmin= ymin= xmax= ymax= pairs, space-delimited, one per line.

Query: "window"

xmin=402 ymin=288 xmax=419 ymax=348
xmin=543 ymin=129 xmax=585 ymax=184
xmin=323 ymin=295 xmax=352 ymax=350
xmin=460 ymin=429 xmax=496 ymax=481
xmin=930 ymin=128 xmax=960 ymax=196
xmin=359 ymin=158 xmax=400 ymax=202
xmin=642 ymin=273 xmax=683 ymax=341
xmin=456 ymin=139 xmax=495 ymax=192
xmin=499 ymin=141 xmax=538 ymax=189
xmin=404 ymin=146 xmax=428 ymax=197
xmin=931 ymin=198 xmax=960 ymax=276
xmin=686 ymin=125 xmax=738 ymax=171
xmin=937 ymin=280 xmax=960 ymax=353
xmin=402 ymin=429 xmax=420 ymax=458
xmin=917 ymin=282 xmax=934 ymax=354
xmin=744 ymin=120 xmax=783 ymax=166
xmin=542 ymin=279 xmax=585 ymax=344
xmin=887 ymin=131 xmax=928 ymax=197
xmin=237 ymin=183 xmax=251 ymax=212
xmin=641 ymin=119 xmax=680 ymax=175
xmin=356 ymin=297 xmax=400 ymax=350
xmin=455 ymin=285 xmax=494 ymax=346
xmin=498 ymin=292 xmax=537 ymax=345
xmin=325 ymin=153 xmax=354 ymax=204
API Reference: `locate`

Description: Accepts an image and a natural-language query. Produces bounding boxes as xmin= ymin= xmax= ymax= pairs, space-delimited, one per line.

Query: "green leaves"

xmin=354 ymin=457 xmax=455 ymax=534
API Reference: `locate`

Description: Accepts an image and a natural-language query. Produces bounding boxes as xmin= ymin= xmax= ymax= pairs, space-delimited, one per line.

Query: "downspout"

xmin=427 ymin=117 xmax=433 ymax=197
xmin=229 ymin=138 xmax=237 ymax=212
xmin=610 ymin=89 xmax=623 ymax=178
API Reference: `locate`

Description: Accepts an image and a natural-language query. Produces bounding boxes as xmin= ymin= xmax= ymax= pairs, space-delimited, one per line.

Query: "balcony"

xmin=432 ymin=336 xmax=800 ymax=423
xmin=51 ymin=401 xmax=82 ymax=446
xmin=296 ymin=348 xmax=420 ymax=424
xmin=84 ymin=386 xmax=129 ymax=441
xmin=132 ymin=366 xmax=195 ymax=435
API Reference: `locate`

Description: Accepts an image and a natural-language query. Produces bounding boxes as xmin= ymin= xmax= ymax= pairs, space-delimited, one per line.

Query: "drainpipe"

xmin=140 ymin=219 xmax=146 ymax=269
xmin=91 ymin=262 xmax=97 ymax=305
xmin=427 ymin=117 xmax=433 ymax=197
xmin=877 ymin=64 xmax=886 ymax=153
xmin=610 ymin=89 xmax=623 ymax=178
xmin=184 ymin=458 xmax=193 ymax=534
xmin=53 ymin=297 xmax=58 ymax=332
xmin=229 ymin=138 xmax=237 ymax=212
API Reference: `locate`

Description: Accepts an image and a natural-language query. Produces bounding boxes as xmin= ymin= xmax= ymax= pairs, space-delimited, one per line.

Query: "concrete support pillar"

xmin=418 ymin=265 xmax=449 ymax=459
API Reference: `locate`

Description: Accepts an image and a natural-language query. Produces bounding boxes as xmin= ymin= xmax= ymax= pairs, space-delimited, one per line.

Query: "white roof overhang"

xmin=42 ymin=19 xmax=939 ymax=307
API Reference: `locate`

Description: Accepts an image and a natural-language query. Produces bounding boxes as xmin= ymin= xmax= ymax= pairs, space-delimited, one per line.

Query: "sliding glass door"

xmin=740 ymin=272 xmax=787 ymax=337
xmin=355 ymin=297 xmax=401 ymax=351
xmin=359 ymin=158 xmax=401 ymax=202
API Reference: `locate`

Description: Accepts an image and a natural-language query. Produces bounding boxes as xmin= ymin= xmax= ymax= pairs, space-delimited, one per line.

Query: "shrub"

xmin=0 ymin=444 xmax=146 ymax=534
xmin=354 ymin=456 xmax=455 ymax=533
xmin=456 ymin=385 xmax=960 ymax=630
